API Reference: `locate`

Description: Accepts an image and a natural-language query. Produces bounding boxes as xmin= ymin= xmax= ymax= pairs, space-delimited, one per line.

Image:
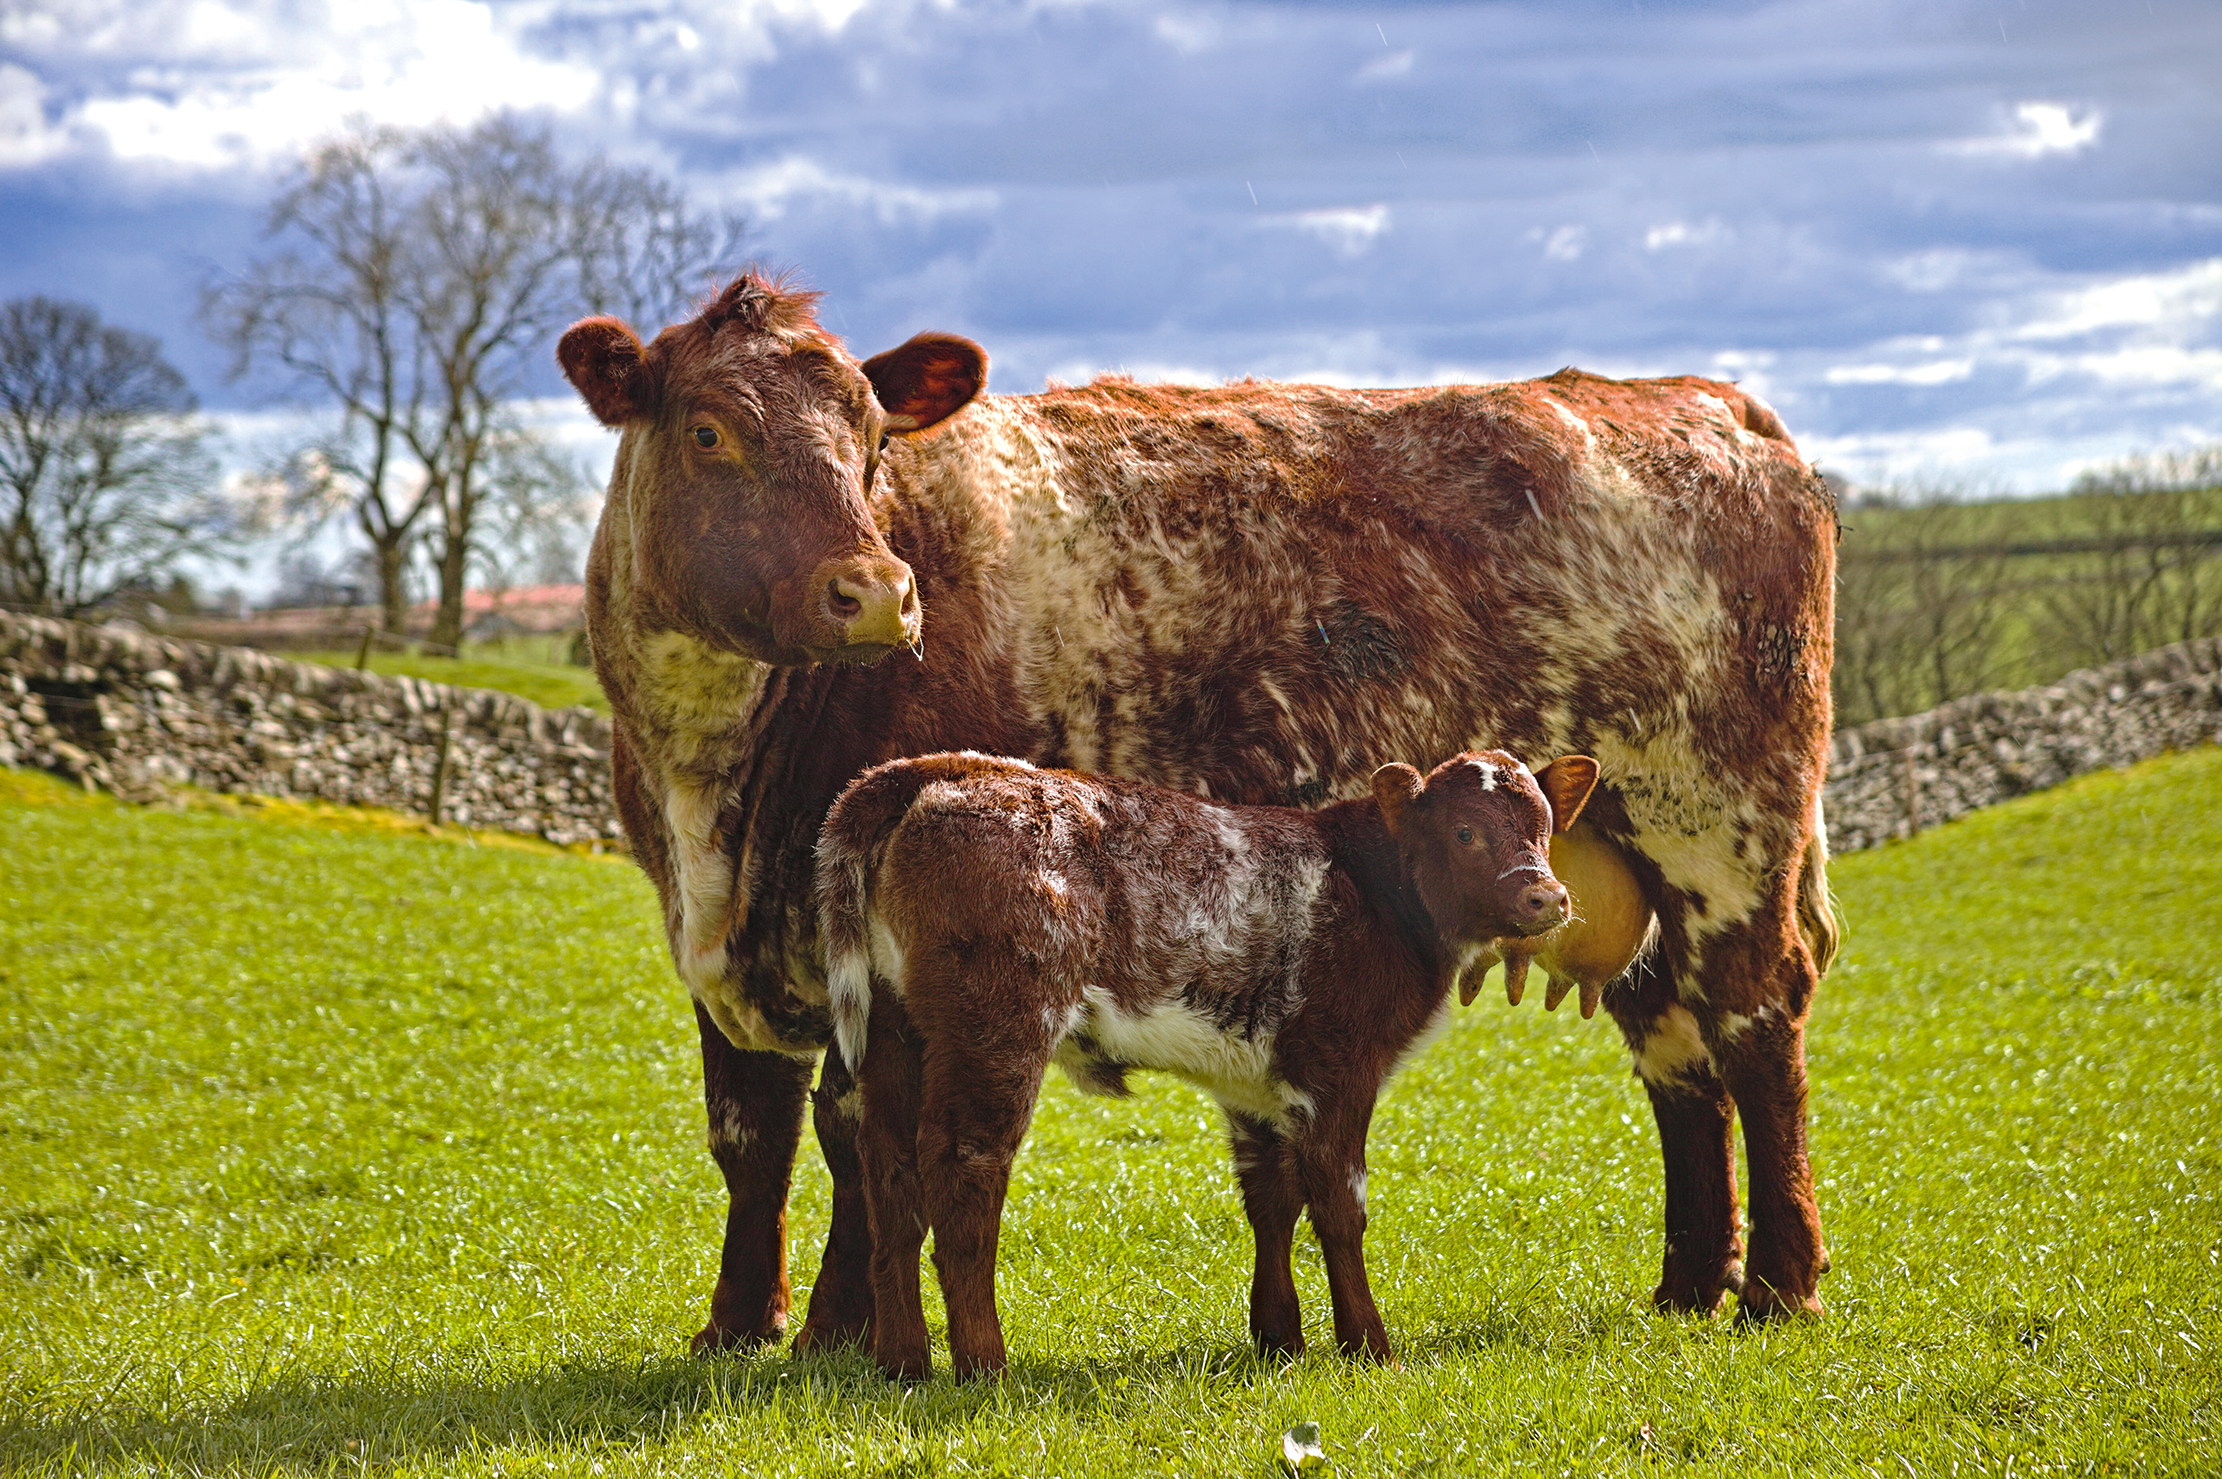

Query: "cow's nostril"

xmin=828 ymin=579 xmax=864 ymax=619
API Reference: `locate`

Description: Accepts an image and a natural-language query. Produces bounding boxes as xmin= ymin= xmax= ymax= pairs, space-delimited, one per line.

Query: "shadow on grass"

xmin=0 ymin=1337 xmax=1307 ymax=1475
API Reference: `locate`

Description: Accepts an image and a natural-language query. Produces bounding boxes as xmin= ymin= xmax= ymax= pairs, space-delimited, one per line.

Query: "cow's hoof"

xmin=792 ymin=1317 xmax=870 ymax=1355
xmin=874 ymin=1350 xmax=933 ymax=1383
xmin=1649 ymin=1278 xmax=1730 ymax=1316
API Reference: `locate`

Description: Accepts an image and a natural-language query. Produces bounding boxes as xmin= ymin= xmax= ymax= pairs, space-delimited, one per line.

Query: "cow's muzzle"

xmin=810 ymin=555 xmax=920 ymax=660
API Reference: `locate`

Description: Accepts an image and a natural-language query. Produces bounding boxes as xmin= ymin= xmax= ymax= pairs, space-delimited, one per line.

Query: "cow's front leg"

xmin=1227 ymin=1112 xmax=1305 ymax=1357
xmin=1614 ymin=960 xmax=1744 ymax=1315
xmin=693 ymin=1003 xmax=813 ymax=1355
xmin=1710 ymin=998 xmax=1826 ymax=1320
xmin=794 ymin=1048 xmax=875 ymax=1352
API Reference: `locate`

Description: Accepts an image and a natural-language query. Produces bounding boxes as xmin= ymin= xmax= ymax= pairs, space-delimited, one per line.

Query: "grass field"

xmin=2 ymin=752 xmax=2217 ymax=1476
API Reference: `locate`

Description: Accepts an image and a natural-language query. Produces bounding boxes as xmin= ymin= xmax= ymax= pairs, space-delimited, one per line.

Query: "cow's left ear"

xmin=1534 ymin=756 xmax=1600 ymax=834
xmin=1371 ymin=762 xmax=1425 ymax=837
xmin=862 ymin=332 xmax=988 ymax=433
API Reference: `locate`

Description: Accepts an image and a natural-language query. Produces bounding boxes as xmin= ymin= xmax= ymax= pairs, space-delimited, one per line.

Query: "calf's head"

xmin=557 ymin=272 xmax=986 ymax=665
xmin=1371 ymin=750 xmax=1600 ymax=948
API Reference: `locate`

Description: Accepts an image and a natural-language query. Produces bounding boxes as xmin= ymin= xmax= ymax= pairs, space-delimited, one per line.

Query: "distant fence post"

xmin=428 ymin=699 xmax=455 ymax=826
xmin=355 ymin=624 xmax=375 ymax=671
xmin=1899 ymin=749 xmax=1922 ymax=839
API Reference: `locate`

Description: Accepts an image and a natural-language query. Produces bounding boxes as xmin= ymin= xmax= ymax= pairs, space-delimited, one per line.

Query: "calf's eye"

xmin=692 ymin=425 xmax=720 ymax=449
xmin=1456 ymin=827 xmax=1473 ymax=845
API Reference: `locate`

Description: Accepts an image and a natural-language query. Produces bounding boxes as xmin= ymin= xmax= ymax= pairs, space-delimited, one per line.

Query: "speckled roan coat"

xmin=556 ymin=272 xmax=1841 ymax=1354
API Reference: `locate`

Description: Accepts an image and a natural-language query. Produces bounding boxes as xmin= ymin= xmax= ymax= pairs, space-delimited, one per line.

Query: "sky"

xmin=4 ymin=0 xmax=2220 ymax=520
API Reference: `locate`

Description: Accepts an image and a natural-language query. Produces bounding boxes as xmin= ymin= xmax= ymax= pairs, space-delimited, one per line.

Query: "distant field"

xmin=286 ymin=642 xmax=607 ymax=713
xmin=2 ymin=752 xmax=2217 ymax=1476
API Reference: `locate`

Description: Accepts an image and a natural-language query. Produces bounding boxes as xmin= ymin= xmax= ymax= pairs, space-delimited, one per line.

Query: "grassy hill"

xmin=2 ymin=752 xmax=2217 ymax=1475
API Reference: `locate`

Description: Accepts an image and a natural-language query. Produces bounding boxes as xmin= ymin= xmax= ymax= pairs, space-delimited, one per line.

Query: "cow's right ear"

xmin=558 ymin=316 xmax=651 ymax=427
xmin=1371 ymin=762 xmax=1425 ymax=837
xmin=863 ymin=332 xmax=987 ymax=433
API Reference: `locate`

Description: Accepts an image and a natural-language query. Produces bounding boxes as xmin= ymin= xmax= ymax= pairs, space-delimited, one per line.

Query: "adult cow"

xmin=557 ymin=271 xmax=1840 ymax=1354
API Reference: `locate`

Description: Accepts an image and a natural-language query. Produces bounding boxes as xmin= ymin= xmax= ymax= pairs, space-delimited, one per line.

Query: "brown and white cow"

xmin=819 ymin=748 xmax=1599 ymax=1379
xmin=556 ymin=271 xmax=1840 ymax=1354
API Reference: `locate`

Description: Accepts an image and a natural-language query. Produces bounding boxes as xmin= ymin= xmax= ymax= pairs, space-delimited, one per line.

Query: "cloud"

xmin=1644 ymin=218 xmax=1730 ymax=252
xmin=720 ymin=155 xmax=998 ymax=224
xmin=1950 ymin=101 xmax=2103 ymax=161
xmin=1825 ymin=359 xmax=1975 ymax=387
xmin=3 ymin=0 xmax=599 ymax=170
xmin=1354 ymin=50 xmax=1414 ymax=84
xmin=1269 ymin=204 xmax=1391 ymax=259
xmin=1535 ymin=224 xmax=1587 ymax=262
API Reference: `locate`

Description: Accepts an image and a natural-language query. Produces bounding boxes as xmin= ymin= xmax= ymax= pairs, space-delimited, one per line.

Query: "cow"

xmin=554 ymin=270 xmax=1840 ymax=1356
xmin=818 ymin=747 xmax=1600 ymax=1379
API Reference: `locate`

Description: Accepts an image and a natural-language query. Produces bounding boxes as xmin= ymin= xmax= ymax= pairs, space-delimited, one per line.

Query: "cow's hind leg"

xmin=1611 ymin=958 xmax=1744 ymax=1315
xmin=794 ymin=1049 xmax=875 ymax=1352
xmin=1293 ymin=1101 xmax=1393 ymax=1362
xmin=1227 ymin=1112 xmax=1305 ymax=1358
xmin=1706 ymin=933 xmax=1827 ymax=1320
xmin=692 ymin=1004 xmax=813 ymax=1354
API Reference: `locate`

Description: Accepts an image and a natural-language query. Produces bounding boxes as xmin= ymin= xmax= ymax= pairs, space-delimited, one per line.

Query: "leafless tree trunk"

xmin=205 ymin=114 xmax=741 ymax=651
xmin=0 ymin=296 xmax=226 ymax=617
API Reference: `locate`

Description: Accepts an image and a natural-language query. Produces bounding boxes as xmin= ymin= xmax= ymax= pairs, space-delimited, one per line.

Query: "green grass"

xmin=2 ymin=752 xmax=2219 ymax=1476
xmin=286 ymin=644 xmax=605 ymax=714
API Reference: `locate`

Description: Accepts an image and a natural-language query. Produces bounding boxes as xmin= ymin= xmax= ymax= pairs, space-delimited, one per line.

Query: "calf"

xmin=817 ymin=747 xmax=1599 ymax=1379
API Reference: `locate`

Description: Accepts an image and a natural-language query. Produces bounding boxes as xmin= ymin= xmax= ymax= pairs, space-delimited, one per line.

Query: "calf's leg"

xmin=1295 ymin=1103 xmax=1393 ymax=1362
xmin=1228 ymin=1112 xmax=1305 ymax=1357
xmin=693 ymin=1004 xmax=812 ymax=1354
xmin=794 ymin=1049 xmax=875 ymax=1352
xmin=857 ymin=1001 xmax=933 ymax=1379
xmin=920 ymin=1043 xmax=1047 ymax=1380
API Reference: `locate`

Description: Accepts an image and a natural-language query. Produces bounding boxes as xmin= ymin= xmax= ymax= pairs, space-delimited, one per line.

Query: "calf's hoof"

xmin=690 ymin=1277 xmax=789 ymax=1356
xmin=691 ymin=1317 xmax=784 ymax=1357
xmin=1252 ymin=1330 xmax=1306 ymax=1361
xmin=791 ymin=1315 xmax=870 ymax=1356
xmin=1733 ymin=1281 xmax=1825 ymax=1323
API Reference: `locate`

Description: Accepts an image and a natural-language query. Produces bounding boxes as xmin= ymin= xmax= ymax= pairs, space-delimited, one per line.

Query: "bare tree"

xmin=474 ymin=426 xmax=600 ymax=596
xmin=0 ymin=297 xmax=227 ymax=618
xmin=206 ymin=115 xmax=742 ymax=649
xmin=1833 ymin=481 xmax=2017 ymax=725
xmin=203 ymin=123 xmax=430 ymax=634
xmin=2036 ymin=446 xmax=2222 ymax=664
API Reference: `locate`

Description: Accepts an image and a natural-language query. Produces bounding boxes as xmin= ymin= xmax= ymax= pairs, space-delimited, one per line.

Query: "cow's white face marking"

xmin=1465 ymin=758 xmax=1498 ymax=790
xmin=1631 ymin=1003 xmax=1712 ymax=1085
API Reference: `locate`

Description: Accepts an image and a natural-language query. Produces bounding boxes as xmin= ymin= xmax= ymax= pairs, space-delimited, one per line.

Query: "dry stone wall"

xmin=6 ymin=612 xmax=2221 ymax=857
xmin=1825 ymin=636 xmax=2222 ymax=852
xmin=0 ymin=612 xmax=620 ymax=847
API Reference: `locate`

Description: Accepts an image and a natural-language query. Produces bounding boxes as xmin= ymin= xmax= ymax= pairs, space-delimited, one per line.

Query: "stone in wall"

xmin=0 ymin=612 xmax=622 ymax=848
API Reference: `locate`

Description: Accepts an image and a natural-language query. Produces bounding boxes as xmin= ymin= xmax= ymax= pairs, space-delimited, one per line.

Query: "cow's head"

xmin=1371 ymin=750 xmax=1599 ymax=948
xmin=558 ymin=272 xmax=986 ymax=665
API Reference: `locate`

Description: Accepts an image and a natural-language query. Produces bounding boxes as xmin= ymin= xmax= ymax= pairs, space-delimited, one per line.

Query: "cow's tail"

xmin=816 ymin=762 xmax=932 ymax=1074
xmin=1797 ymin=798 xmax=1843 ymax=977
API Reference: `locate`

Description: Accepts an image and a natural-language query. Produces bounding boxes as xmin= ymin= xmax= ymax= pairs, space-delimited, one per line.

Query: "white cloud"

xmin=1825 ymin=359 xmax=1975 ymax=387
xmin=1270 ymin=204 xmax=1391 ymax=259
xmin=1950 ymin=101 xmax=2102 ymax=161
xmin=2011 ymin=258 xmax=2222 ymax=341
xmin=1535 ymin=224 xmax=1586 ymax=262
xmin=3 ymin=0 xmax=599 ymax=170
xmin=1354 ymin=50 xmax=1414 ymax=84
xmin=720 ymin=154 xmax=998 ymax=223
xmin=1644 ymin=217 xmax=1729 ymax=251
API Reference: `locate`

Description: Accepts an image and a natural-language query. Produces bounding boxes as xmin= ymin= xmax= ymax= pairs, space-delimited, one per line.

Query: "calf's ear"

xmin=1370 ymin=762 xmax=1425 ymax=837
xmin=558 ymin=317 xmax=652 ymax=427
xmin=863 ymin=332 xmax=988 ymax=433
xmin=1535 ymin=756 xmax=1601 ymax=834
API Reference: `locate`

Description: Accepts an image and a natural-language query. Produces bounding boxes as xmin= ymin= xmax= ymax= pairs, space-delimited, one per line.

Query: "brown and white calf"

xmin=817 ymin=748 xmax=1599 ymax=1378
xmin=557 ymin=271 xmax=1841 ymax=1355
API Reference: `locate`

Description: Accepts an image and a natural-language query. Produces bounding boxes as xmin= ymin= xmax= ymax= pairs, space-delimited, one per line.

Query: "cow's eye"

xmin=878 ymin=430 xmax=891 ymax=452
xmin=692 ymin=425 xmax=720 ymax=449
xmin=1456 ymin=827 xmax=1474 ymax=845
